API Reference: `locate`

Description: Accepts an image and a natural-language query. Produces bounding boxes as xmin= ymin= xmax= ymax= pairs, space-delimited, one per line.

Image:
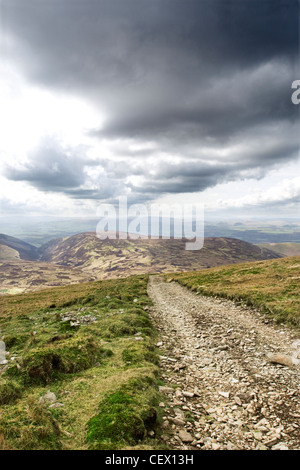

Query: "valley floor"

xmin=148 ymin=276 xmax=300 ymax=450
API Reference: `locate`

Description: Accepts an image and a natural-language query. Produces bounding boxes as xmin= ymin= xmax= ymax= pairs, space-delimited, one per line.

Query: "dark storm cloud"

xmin=2 ymin=0 xmax=297 ymax=88
xmin=4 ymin=139 xmax=89 ymax=191
xmin=97 ymin=57 xmax=297 ymax=142
xmin=1 ymin=0 xmax=299 ymax=202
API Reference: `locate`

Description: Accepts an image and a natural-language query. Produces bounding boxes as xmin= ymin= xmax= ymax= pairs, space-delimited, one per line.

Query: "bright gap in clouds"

xmin=0 ymin=64 xmax=104 ymax=158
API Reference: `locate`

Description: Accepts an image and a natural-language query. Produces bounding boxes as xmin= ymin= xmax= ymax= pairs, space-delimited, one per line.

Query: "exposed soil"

xmin=147 ymin=275 xmax=300 ymax=450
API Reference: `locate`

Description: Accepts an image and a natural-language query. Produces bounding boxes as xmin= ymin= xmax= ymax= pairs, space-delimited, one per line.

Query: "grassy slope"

xmin=165 ymin=255 xmax=300 ymax=329
xmin=0 ymin=276 xmax=165 ymax=450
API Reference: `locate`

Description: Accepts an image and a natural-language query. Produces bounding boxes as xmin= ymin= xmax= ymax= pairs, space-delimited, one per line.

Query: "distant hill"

xmin=39 ymin=232 xmax=282 ymax=278
xmin=0 ymin=232 xmax=282 ymax=293
xmin=256 ymin=242 xmax=300 ymax=257
xmin=0 ymin=234 xmax=39 ymax=261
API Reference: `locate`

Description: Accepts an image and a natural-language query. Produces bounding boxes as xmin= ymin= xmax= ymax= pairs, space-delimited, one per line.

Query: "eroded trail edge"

xmin=147 ymin=275 xmax=300 ymax=450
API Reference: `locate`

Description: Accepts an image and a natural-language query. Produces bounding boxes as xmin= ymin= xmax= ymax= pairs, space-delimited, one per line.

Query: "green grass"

xmin=165 ymin=255 xmax=300 ymax=329
xmin=87 ymin=375 xmax=159 ymax=450
xmin=0 ymin=275 xmax=164 ymax=450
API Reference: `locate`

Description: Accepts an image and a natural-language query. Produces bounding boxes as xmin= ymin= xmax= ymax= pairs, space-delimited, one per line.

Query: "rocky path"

xmin=147 ymin=275 xmax=300 ymax=450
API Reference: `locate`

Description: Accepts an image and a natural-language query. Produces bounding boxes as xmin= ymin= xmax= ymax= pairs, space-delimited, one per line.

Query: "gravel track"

xmin=147 ymin=275 xmax=300 ymax=450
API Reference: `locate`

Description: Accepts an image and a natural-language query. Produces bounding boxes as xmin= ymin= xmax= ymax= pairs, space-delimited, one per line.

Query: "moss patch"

xmin=87 ymin=375 xmax=159 ymax=449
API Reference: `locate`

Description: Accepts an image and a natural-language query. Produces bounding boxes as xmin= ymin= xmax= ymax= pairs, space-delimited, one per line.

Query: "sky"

xmin=0 ymin=0 xmax=299 ymax=221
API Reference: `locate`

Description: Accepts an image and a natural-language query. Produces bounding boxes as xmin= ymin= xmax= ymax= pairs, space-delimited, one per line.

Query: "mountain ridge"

xmin=0 ymin=231 xmax=282 ymax=294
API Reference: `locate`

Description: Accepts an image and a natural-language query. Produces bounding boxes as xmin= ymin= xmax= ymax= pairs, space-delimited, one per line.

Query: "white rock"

xmin=219 ymin=391 xmax=230 ymax=399
xmin=39 ymin=390 xmax=57 ymax=404
xmin=159 ymin=386 xmax=174 ymax=394
xmin=212 ymin=443 xmax=221 ymax=450
xmin=291 ymin=339 xmax=300 ymax=349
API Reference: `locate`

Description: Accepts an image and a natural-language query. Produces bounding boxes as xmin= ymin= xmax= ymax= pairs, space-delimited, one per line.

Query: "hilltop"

xmin=0 ymin=232 xmax=282 ymax=294
xmin=39 ymin=232 xmax=281 ymax=276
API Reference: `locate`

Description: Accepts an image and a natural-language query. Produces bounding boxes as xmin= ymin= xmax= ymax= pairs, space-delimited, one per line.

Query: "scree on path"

xmin=147 ymin=275 xmax=300 ymax=451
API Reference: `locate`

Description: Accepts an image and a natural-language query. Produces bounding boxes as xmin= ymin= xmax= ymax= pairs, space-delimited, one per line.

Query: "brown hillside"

xmin=0 ymin=260 xmax=96 ymax=295
xmin=39 ymin=232 xmax=281 ymax=279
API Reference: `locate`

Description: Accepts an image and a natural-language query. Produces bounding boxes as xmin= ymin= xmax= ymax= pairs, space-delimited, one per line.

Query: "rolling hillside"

xmin=0 ymin=232 xmax=282 ymax=294
xmin=39 ymin=232 xmax=281 ymax=278
xmin=0 ymin=234 xmax=39 ymax=261
xmin=0 ymin=275 xmax=161 ymax=450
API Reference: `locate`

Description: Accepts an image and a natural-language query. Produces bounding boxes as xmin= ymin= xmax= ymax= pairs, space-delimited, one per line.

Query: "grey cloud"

xmin=3 ymin=137 xmax=128 ymax=201
xmin=95 ymin=57 xmax=297 ymax=144
xmin=2 ymin=0 xmax=297 ymax=122
xmin=1 ymin=0 xmax=299 ymax=209
xmin=2 ymin=1 xmax=297 ymax=87
xmin=64 ymin=179 xmax=125 ymax=200
xmin=4 ymin=139 xmax=91 ymax=192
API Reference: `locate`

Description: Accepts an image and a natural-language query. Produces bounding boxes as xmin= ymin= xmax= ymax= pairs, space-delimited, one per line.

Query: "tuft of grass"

xmin=0 ymin=396 xmax=63 ymax=450
xmin=122 ymin=341 xmax=159 ymax=366
xmin=0 ymin=379 xmax=23 ymax=405
xmin=20 ymin=335 xmax=101 ymax=384
xmin=0 ymin=433 xmax=14 ymax=450
xmin=87 ymin=375 xmax=160 ymax=450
